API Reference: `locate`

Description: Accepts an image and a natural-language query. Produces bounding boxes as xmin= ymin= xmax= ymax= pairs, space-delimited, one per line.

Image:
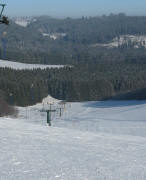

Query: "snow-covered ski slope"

xmin=1 ymin=98 xmax=146 ymax=180
xmin=0 ymin=59 xmax=64 ymax=70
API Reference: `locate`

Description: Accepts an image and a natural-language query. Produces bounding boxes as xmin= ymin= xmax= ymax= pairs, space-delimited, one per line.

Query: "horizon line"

xmin=7 ymin=12 xmax=146 ymax=19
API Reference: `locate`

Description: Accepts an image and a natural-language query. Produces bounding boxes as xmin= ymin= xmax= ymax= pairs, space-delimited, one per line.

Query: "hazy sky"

xmin=2 ymin=0 xmax=146 ymax=17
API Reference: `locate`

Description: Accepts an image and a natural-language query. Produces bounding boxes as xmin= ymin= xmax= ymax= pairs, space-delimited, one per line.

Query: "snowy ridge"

xmin=30 ymin=95 xmax=61 ymax=110
xmin=1 ymin=99 xmax=146 ymax=179
xmin=0 ymin=59 xmax=65 ymax=70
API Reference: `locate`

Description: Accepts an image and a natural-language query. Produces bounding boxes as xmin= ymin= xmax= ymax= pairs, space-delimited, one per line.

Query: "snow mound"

xmin=42 ymin=95 xmax=60 ymax=105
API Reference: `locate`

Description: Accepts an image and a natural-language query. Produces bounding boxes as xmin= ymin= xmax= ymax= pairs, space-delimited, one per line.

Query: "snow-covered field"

xmin=0 ymin=59 xmax=64 ymax=70
xmin=0 ymin=97 xmax=146 ymax=179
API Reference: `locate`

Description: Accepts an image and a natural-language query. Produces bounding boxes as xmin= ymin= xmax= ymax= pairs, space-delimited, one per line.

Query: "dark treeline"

xmin=0 ymin=61 xmax=146 ymax=106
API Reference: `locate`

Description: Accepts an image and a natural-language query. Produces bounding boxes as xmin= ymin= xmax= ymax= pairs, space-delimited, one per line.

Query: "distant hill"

xmin=1 ymin=14 xmax=146 ymax=64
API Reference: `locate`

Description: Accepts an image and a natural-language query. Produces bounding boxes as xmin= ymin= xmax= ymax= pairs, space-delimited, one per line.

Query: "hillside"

xmin=0 ymin=99 xmax=146 ymax=179
xmin=1 ymin=14 xmax=146 ymax=64
xmin=1 ymin=15 xmax=146 ymax=104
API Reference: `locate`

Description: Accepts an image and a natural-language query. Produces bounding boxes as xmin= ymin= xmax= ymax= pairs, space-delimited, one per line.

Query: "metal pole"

xmin=59 ymin=108 xmax=62 ymax=117
xmin=1 ymin=37 xmax=7 ymax=59
xmin=46 ymin=109 xmax=56 ymax=126
xmin=47 ymin=110 xmax=51 ymax=126
xmin=0 ymin=4 xmax=5 ymax=19
xmin=9 ymin=93 xmax=13 ymax=105
xmin=31 ymin=83 xmax=34 ymax=104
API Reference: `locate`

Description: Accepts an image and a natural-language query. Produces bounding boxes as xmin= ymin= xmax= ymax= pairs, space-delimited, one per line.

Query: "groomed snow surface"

xmin=0 ymin=59 xmax=64 ymax=70
xmin=0 ymin=97 xmax=146 ymax=180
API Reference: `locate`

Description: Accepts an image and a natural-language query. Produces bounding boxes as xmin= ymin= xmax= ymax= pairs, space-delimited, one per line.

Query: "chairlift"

xmin=0 ymin=4 xmax=9 ymax=25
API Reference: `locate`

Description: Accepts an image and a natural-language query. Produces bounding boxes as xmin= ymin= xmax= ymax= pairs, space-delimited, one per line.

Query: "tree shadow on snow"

xmin=84 ymin=88 xmax=146 ymax=108
xmin=84 ymin=100 xmax=146 ymax=108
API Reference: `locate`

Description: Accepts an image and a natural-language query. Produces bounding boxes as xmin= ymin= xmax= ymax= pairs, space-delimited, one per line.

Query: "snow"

xmin=42 ymin=33 xmax=67 ymax=40
xmin=0 ymin=98 xmax=146 ymax=179
xmin=15 ymin=20 xmax=28 ymax=27
xmin=92 ymin=35 xmax=146 ymax=49
xmin=13 ymin=17 xmax=36 ymax=27
xmin=0 ymin=59 xmax=65 ymax=70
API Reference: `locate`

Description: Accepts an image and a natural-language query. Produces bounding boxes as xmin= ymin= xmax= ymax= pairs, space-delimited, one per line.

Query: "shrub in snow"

xmin=0 ymin=97 xmax=18 ymax=117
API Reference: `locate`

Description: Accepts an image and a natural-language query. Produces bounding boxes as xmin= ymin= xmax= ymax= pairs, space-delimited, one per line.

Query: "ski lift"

xmin=0 ymin=4 xmax=9 ymax=25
